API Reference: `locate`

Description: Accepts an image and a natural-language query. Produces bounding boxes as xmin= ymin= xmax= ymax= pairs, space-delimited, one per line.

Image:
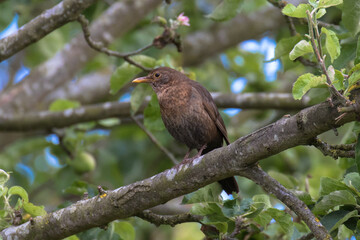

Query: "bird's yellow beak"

xmin=132 ymin=76 xmax=153 ymax=83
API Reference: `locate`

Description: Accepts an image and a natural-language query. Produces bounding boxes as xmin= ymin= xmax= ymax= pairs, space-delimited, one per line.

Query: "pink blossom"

xmin=177 ymin=12 xmax=190 ymax=26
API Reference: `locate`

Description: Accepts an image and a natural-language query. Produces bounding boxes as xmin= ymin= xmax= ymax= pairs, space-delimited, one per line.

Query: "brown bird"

xmin=132 ymin=67 xmax=239 ymax=194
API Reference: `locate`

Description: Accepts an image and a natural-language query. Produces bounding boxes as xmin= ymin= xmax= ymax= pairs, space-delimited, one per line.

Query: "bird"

xmin=132 ymin=67 xmax=239 ymax=195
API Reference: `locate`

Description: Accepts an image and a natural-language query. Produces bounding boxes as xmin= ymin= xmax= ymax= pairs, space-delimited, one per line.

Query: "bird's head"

xmin=132 ymin=67 xmax=183 ymax=92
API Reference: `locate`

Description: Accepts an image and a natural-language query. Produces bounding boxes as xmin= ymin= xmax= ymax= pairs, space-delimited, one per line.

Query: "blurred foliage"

xmin=0 ymin=0 xmax=360 ymax=239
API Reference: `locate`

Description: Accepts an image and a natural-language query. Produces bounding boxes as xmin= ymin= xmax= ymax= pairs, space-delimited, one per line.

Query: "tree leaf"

xmin=143 ymin=93 xmax=165 ymax=131
xmin=344 ymin=172 xmax=360 ymax=194
xmin=318 ymin=0 xmax=343 ymax=8
xmin=23 ymin=202 xmax=47 ymax=216
xmin=275 ymin=35 xmax=303 ymax=59
xmin=321 ymin=209 xmax=357 ymax=232
xmin=292 ymin=190 xmax=315 ymax=205
xmin=267 ymin=208 xmax=294 ymax=235
xmin=342 ymin=0 xmax=360 ymax=35
xmin=130 ymin=84 xmax=152 ymax=114
xmin=319 ymin=177 xmax=350 ymax=196
xmin=312 ymin=190 xmax=357 ymax=215
xmin=112 ymin=221 xmax=135 ymax=240
xmin=347 ymin=70 xmax=360 ymax=90
xmin=322 ymin=27 xmax=340 ymax=63
xmin=49 ymin=99 xmax=80 ymax=112
xmin=292 ymin=73 xmax=326 ymax=100
xmin=207 ymin=0 xmax=243 ymax=22
xmin=221 ymin=198 xmax=252 ymax=218
xmin=182 ymin=184 xmax=222 ymax=204
xmin=282 ymin=4 xmax=312 ymax=18
xmin=8 ymin=186 xmax=29 ymax=203
xmin=110 ymin=55 xmax=156 ymax=94
xmin=289 ymin=40 xmax=313 ymax=61
xmin=0 ymin=169 xmax=9 ymax=185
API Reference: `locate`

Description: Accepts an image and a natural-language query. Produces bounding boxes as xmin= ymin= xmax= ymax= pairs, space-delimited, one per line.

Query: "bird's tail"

xmin=218 ymin=177 xmax=239 ymax=195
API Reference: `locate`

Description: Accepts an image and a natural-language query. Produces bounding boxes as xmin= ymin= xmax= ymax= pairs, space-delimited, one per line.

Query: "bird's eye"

xmin=154 ymin=73 xmax=161 ymax=78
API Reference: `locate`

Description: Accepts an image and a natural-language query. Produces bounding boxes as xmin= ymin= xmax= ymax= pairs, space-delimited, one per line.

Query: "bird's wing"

xmin=191 ymin=81 xmax=230 ymax=145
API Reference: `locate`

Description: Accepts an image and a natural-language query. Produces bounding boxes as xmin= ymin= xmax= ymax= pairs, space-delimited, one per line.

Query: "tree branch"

xmin=0 ymin=0 xmax=163 ymax=113
xmin=1 ymin=94 xmax=356 ymax=239
xmin=0 ymin=0 xmax=96 ymax=62
xmin=310 ymin=138 xmax=355 ymax=159
xmin=136 ymin=210 xmax=202 ymax=227
xmin=241 ymin=165 xmax=330 ymax=240
xmin=76 ymin=14 xmax=153 ymax=71
xmin=0 ymin=93 xmax=311 ymax=132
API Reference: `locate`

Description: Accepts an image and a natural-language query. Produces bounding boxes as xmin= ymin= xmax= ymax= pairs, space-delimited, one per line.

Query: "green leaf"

xmin=0 ymin=170 xmax=9 ymax=185
xmin=316 ymin=8 xmax=327 ymax=19
xmin=282 ymin=4 xmax=312 ymax=18
xmin=143 ymin=93 xmax=165 ymax=131
xmin=322 ymin=28 xmax=340 ymax=63
xmin=110 ymin=55 xmax=156 ymax=94
xmin=268 ymin=171 xmax=295 ymax=189
xmin=356 ymin=134 xmax=360 ymax=174
xmin=221 ymin=198 xmax=252 ymax=218
xmin=312 ymin=190 xmax=357 ymax=214
xmin=112 ymin=221 xmax=135 ymax=240
xmin=23 ymin=202 xmax=47 ymax=217
xmin=182 ymin=184 xmax=222 ymax=204
xmin=0 ymin=186 xmax=7 ymax=198
xmin=292 ymin=73 xmax=326 ymax=100
xmin=348 ymin=71 xmax=360 ymax=89
xmin=63 ymin=235 xmax=80 ymax=240
xmin=97 ymin=118 xmax=121 ymax=127
xmin=318 ymin=0 xmax=343 ymax=8
xmin=253 ymin=194 xmax=271 ymax=208
xmin=344 ymin=172 xmax=360 ymax=193
xmin=130 ymin=84 xmax=152 ymax=114
xmin=266 ymin=208 xmax=294 ymax=235
xmin=329 ymin=210 xmax=357 ymax=232
xmin=289 ymin=40 xmax=313 ymax=61
xmin=253 ymin=211 xmax=272 ymax=227
xmin=333 ymin=69 xmax=344 ymax=90
xmin=275 ymin=35 xmax=303 ymax=59
xmin=321 ymin=209 xmax=357 ymax=232
xmin=8 ymin=186 xmax=29 ymax=203
xmin=319 ymin=177 xmax=350 ymax=196
xmin=207 ymin=0 xmax=243 ymax=22
xmin=49 ymin=99 xmax=80 ymax=112
xmin=292 ymin=190 xmax=315 ymax=205
xmin=63 ymin=181 xmax=88 ymax=196
xmin=342 ymin=0 xmax=360 ymax=35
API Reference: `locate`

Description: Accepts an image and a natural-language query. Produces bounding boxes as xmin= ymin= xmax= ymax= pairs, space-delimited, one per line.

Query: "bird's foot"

xmin=181 ymin=144 xmax=207 ymax=164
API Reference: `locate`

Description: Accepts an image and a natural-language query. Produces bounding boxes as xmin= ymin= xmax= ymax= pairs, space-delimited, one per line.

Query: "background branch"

xmin=0 ymin=93 xmax=311 ymax=132
xmin=0 ymin=0 xmax=96 ymax=62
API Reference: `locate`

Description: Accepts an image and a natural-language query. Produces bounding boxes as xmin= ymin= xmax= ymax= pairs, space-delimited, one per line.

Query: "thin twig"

xmin=310 ymin=138 xmax=355 ymax=159
xmin=269 ymin=0 xmax=318 ymax=68
xmin=305 ymin=10 xmax=348 ymax=104
xmin=76 ymin=14 xmax=153 ymax=72
xmin=130 ymin=115 xmax=178 ymax=164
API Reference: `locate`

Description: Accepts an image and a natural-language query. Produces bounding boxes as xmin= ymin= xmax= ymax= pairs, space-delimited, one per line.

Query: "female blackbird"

xmin=132 ymin=67 xmax=239 ymax=194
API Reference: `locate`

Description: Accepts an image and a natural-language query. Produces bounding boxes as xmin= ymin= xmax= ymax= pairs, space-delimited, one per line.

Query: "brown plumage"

xmin=133 ymin=67 xmax=239 ymax=194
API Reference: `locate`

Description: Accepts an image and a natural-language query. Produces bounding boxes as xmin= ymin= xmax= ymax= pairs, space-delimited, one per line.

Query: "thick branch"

xmin=136 ymin=210 xmax=202 ymax=227
xmin=0 ymin=93 xmax=310 ymax=132
xmin=0 ymin=0 xmax=96 ymax=62
xmin=1 ymin=97 xmax=356 ymax=239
